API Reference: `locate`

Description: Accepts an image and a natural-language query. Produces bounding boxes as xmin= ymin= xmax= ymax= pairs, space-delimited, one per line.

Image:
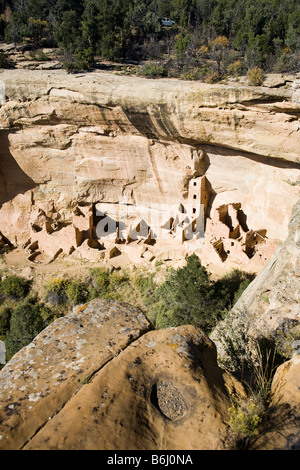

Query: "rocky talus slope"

xmin=0 ymin=70 xmax=299 ymax=273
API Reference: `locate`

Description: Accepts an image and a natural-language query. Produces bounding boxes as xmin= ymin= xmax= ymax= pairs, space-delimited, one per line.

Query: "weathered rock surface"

xmin=0 ymin=299 xmax=245 ymax=450
xmin=0 ymin=69 xmax=299 ymax=274
xmin=0 ymin=300 xmax=151 ymax=450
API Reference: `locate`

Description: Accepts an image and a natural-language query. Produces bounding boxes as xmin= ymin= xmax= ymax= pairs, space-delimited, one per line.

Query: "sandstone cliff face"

xmin=0 ymin=299 xmax=244 ymax=450
xmin=250 ymin=355 xmax=300 ymax=450
xmin=0 ymin=70 xmax=299 ymax=273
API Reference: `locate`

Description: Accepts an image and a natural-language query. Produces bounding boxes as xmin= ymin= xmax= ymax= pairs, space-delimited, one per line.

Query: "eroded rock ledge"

xmin=0 ymin=299 xmax=242 ymax=450
xmin=0 ymin=70 xmax=299 ymax=273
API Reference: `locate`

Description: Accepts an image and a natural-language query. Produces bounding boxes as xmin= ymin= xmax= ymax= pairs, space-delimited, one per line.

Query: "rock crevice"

xmin=0 ymin=70 xmax=299 ymax=272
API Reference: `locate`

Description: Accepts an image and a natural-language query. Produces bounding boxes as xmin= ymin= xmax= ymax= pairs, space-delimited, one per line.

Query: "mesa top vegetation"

xmin=1 ymin=0 xmax=299 ymax=79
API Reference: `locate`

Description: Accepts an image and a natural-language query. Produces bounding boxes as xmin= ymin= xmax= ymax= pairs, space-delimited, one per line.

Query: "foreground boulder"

xmin=0 ymin=299 xmax=244 ymax=450
xmin=0 ymin=300 xmax=151 ymax=450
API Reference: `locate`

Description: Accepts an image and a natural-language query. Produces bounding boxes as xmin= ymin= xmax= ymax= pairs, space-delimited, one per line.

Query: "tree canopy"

xmin=1 ymin=0 xmax=299 ymax=76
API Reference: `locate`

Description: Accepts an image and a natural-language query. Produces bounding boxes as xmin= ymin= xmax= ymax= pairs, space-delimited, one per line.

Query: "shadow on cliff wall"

xmin=0 ymin=131 xmax=36 ymax=206
xmin=203 ymin=143 xmax=300 ymax=170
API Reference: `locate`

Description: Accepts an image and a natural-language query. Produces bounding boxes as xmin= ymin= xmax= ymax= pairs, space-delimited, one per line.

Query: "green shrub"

xmin=63 ymin=59 xmax=89 ymax=73
xmin=87 ymin=267 xmax=157 ymax=306
xmin=63 ymin=47 xmax=94 ymax=73
xmin=108 ymin=271 xmax=130 ymax=293
xmin=233 ymin=278 xmax=252 ymax=304
xmin=38 ymin=303 xmax=58 ymax=324
xmin=273 ymin=52 xmax=295 ymax=73
xmin=180 ymin=67 xmax=201 ymax=81
xmin=151 ymin=254 xmax=230 ymax=332
xmin=247 ymin=67 xmax=264 ymax=86
xmin=45 ymin=277 xmax=91 ymax=306
xmin=133 ymin=271 xmax=157 ymax=306
xmin=175 ymin=34 xmax=190 ymax=59
xmin=0 ymin=275 xmax=31 ymax=300
xmin=227 ymin=344 xmax=278 ymax=449
xmin=29 ymin=48 xmax=48 ymax=61
xmin=155 ymin=260 xmax=163 ymax=268
xmin=200 ymin=63 xmax=220 ymax=83
xmin=227 ymin=60 xmax=244 ymax=77
xmin=0 ymin=51 xmax=14 ymax=69
xmin=137 ymin=257 xmax=255 ymax=332
xmin=0 ymin=306 xmax=12 ymax=339
xmin=110 ymin=271 xmax=143 ymax=305
xmin=89 ymin=268 xmax=110 ymax=295
xmin=214 ymin=269 xmax=255 ymax=307
xmin=139 ymin=62 xmax=167 ymax=78
xmin=228 ymin=397 xmax=264 ymax=443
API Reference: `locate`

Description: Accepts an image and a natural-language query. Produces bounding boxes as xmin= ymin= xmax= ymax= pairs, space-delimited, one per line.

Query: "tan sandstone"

xmin=0 ymin=299 xmax=151 ymax=450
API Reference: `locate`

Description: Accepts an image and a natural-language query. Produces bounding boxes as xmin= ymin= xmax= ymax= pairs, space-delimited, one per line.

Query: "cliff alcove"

xmin=0 ymin=69 xmax=299 ymax=451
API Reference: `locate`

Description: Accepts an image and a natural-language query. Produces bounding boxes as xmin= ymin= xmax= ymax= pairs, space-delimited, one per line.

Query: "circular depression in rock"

xmin=156 ymin=381 xmax=187 ymax=421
